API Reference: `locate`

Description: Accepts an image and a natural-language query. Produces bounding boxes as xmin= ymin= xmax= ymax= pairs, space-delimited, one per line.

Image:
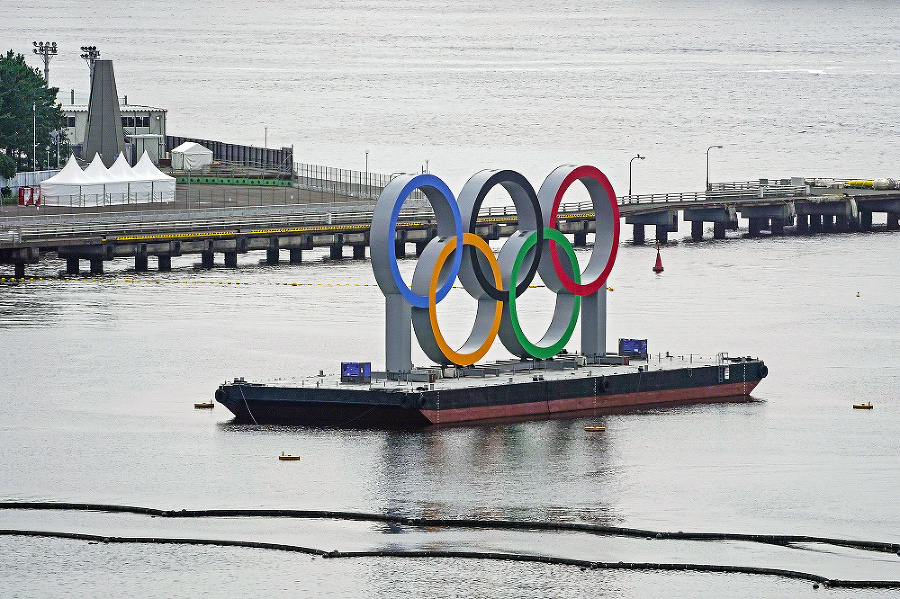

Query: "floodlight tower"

xmin=32 ymin=41 xmax=58 ymax=83
xmin=80 ymin=45 xmax=101 ymax=85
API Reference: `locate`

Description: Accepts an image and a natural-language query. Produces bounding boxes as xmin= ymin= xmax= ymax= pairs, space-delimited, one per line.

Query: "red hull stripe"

xmin=419 ymin=381 xmax=759 ymax=424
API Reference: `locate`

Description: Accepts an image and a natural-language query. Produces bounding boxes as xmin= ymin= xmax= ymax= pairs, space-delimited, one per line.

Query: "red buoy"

xmin=653 ymin=245 xmax=664 ymax=273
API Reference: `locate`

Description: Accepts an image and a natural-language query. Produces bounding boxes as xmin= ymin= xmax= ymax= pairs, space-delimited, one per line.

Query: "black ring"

xmin=460 ymin=170 xmax=543 ymax=301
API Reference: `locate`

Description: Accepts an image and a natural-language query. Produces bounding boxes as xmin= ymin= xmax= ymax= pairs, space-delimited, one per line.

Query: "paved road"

xmin=0 ymin=184 xmax=372 ymax=219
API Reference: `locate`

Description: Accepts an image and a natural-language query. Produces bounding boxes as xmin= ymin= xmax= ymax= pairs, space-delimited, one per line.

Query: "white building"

xmin=58 ymin=90 xmax=167 ymax=165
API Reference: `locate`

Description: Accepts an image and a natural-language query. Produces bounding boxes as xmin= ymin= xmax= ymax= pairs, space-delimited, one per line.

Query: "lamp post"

xmin=33 ymin=103 xmax=37 ymax=172
xmin=706 ymin=145 xmax=723 ymax=191
xmin=365 ymin=149 xmax=369 ymax=198
xmin=33 ymin=41 xmax=57 ymax=83
xmin=629 ymin=154 xmax=645 ymax=197
xmin=80 ymin=46 xmax=100 ymax=85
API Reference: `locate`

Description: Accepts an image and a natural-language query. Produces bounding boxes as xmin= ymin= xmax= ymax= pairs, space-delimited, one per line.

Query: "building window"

xmin=140 ymin=116 xmax=150 ymax=128
xmin=67 ymin=116 xmax=76 ymax=128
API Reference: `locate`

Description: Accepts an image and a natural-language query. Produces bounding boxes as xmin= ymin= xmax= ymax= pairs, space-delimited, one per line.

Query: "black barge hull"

xmin=215 ymin=359 xmax=768 ymax=428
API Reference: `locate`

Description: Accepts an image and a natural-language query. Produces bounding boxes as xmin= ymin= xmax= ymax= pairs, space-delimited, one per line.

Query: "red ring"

xmin=547 ymin=165 xmax=620 ymax=296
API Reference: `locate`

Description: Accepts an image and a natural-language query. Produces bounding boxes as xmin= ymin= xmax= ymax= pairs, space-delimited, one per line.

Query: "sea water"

xmin=2 ymin=0 xmax=899 ymax=596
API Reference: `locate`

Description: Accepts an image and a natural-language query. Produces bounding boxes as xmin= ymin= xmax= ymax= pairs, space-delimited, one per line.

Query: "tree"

xmin=0 ymin=49 xmax=68 ymax=172
xmin=0 ymin=152 xmax=15 ymax=180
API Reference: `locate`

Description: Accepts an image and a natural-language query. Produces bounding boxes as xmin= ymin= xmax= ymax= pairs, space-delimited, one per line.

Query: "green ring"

xmin=508 ymin=228 xmax=580 ymax=359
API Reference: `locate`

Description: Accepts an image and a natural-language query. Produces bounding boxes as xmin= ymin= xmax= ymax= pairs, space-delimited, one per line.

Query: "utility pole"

xmin=80 ymin=45 xmax=100 ymax=85
xmin=33 ymin=41 xmax=57 ymax=82
xmin=33 ymin=103 xmax=37 ymax=171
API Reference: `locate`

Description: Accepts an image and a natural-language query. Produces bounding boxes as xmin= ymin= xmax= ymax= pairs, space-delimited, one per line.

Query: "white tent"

xmin=109 ymin=153 xmax=153 ymax=203
xmin=40 ymin=152 xmax=175 ymax=206
xmin=84 ymin=153 xmax=130 ymax=203
xmin=39 ymin=155 xmax=105 ymax=206
xmin=133 ymin=151 xmax=176 ymax=203
xmin=171 ymin=141 xmax=213 ymax=170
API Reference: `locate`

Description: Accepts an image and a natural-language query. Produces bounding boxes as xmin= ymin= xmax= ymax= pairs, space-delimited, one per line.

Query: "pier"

xmin=1 ymin=177 xmax=899 ymax=277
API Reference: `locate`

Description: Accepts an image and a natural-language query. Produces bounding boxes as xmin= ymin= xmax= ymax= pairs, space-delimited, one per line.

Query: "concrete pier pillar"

xmin=201 ymin=251 xmax=215 ymax=268
xmin=860 ymin=211 xmax=872 ymax=231
xmin=796 ymin=214 xmax=809 ymax=234
xmin=810 ymin=214 xmax=823 ymax=233
xmin=414 ymin=240 xmax=428 ymax=257
xmin=89 ymin=258 xmax=103 ymax=275
xmin=266 ymin=238 xmax=279 ymax=265
xmin=224 ymin=251 xmax=238 ymax=268
xmin=655 ymin=225 xmax=668 ymax=244
xmin=770 ymin=218 xmax=785 ymax=235
xmin=158 ymin=255 xmax=172 ymax=272
xmin=329 ymin=244 xmax=343 ymax=260
xmin=748 ymin=217 xmax=765 ymax=237
xmin=632 ymin=224 xmax=645 ymax=245
xmin=713 ymin=222 xmax=726 ymax=239
xmin=66 ymin=258 xmax=80 ymax=275
xmin=135 ymin=254 xmax=148 ymax=272
xmin=289 ymin=248 xmax=303 ymax=264
xmin=573 ymin=231 xmax=588 ymax=247
xmin=352 ymin=245 xmax=366 ymax=260
xmin=14 ymin=262 xmax=25 ymax=278
xmin=822 ymin=214 xmax=835 ymax=231
xmin=888 ymin=212 xmax=900 ymax=230
xmin=394 ymin=230 xmax=407 ymax=257
xmin=690 ymin=220 xmax=704 ymax=241
xmin=835 ymin=214 xmax=849 ymax=232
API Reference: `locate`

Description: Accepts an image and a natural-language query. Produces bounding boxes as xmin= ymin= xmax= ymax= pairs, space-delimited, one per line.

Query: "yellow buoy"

xmin=584 ymin=425 xmax=606 ymax=432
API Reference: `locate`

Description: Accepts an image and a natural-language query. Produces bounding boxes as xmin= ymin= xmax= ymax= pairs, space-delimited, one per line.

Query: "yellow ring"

xmin=428 ymin=233 xmax=502 ymax=366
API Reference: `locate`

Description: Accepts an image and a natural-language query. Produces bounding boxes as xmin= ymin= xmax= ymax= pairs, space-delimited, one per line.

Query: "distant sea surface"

xmin=3 ymin=1 xmax=900 ymax=597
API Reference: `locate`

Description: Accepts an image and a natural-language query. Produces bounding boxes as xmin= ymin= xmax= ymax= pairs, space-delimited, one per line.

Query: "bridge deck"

xmin=1 ymin=182 xmax=898 ymax=274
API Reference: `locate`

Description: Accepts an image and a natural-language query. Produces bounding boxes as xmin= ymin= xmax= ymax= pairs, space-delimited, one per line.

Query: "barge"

xmin=215 ymin=354 xmax=768 ymax=428
xmin=215 ymin=165 xmax=770 ymax=428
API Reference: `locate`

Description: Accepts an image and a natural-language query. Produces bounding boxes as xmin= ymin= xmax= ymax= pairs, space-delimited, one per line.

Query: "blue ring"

xmin=384 ymin=174 xmax=463 ymax=308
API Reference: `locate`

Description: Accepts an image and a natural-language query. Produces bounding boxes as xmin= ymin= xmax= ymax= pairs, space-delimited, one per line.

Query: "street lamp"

xmin=33 ymin=41 xmax=57 ymax=83
xmin=629 ymin=154 xmax=645 ymax=197
xmin=33 ymin=103 xmax=37 ymax=172
xmin=365 ymin=149 xmax=369 ymax=197
xmin=80 ymin=45 xmax=100 ymax=85
xmin=706 ymin=145 xmax=723 ymax=191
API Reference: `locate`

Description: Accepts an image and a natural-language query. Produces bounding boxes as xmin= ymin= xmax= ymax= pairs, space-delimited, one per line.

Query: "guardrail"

xmin=2 ymin=201 xmax=423 ymax=242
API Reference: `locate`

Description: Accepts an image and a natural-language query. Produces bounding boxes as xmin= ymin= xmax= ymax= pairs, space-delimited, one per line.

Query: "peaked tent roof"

xmin=84 ymin=152 xmax=129 ymax=194
xmin=40 ymin=155 xmax=89 ymax=185
xmin=108 ymin=152 xmax=140 ymax=181
xmin=133 ymin=151 xmax=176 ymax=182
xmin=172 ymin=141 xmax=212 ymax=155
xmin=83 ymin=153 xmax=115 ymax=183
xmin=40 ymin=154 xmax=105 ymax=204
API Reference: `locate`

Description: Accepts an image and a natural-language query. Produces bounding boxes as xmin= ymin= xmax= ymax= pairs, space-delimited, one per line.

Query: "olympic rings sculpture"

xmin=370 ymin=165 xmax=620 ymax=367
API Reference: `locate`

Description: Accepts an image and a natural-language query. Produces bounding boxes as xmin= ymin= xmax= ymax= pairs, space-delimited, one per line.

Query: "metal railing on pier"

xmin=619 ymin=183 xmax=808 ymax=208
